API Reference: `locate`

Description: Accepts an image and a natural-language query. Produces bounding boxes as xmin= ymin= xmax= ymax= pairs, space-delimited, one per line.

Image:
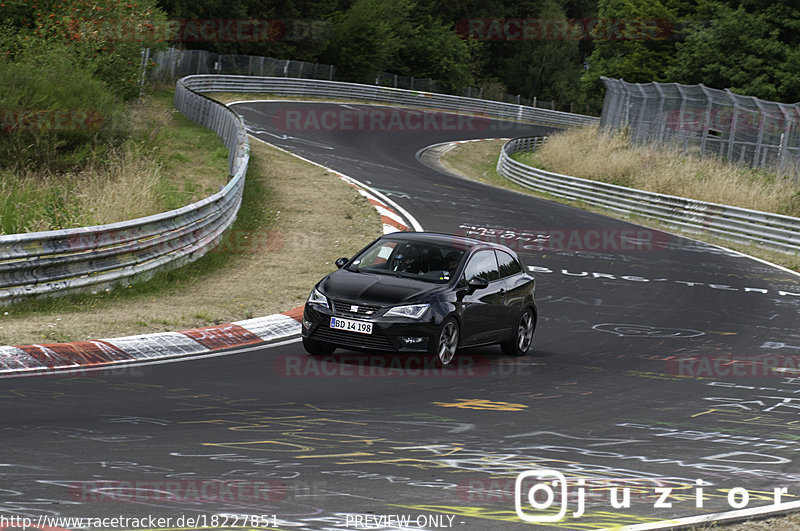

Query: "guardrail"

xmin=179 ymin=75 xmax=599 ymax=128
xmin=0 ymin=80 xmax=249 ymax=305
xmin=0 ymin=74 xmax=595 ymax=306
xmin=497 ymin=137 xmax=800 ymax=255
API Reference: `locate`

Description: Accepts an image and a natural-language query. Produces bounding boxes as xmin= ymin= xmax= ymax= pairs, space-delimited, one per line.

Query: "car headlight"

xmin=307 ymin=287 xmax=330 ymax=310
xmin=385 ymin=304 xmax=429 ymax=319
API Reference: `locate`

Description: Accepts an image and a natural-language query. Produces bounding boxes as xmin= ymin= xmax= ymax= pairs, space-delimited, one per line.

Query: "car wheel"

xmin=302 ymin=337 xmax=336 ymax=356
xmin=433 ymin=317 xmax=459 ymax=366
xmin=501 ymin=308 xmax=535 ymax=357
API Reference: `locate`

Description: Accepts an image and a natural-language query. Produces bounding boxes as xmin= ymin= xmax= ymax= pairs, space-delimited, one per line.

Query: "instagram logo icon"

xmin=515 ymin=470 xmax=575 ymax=522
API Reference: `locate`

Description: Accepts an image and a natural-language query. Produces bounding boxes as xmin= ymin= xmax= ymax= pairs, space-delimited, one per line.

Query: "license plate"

xmin=330 ymin=317 xmax=373 ymax=335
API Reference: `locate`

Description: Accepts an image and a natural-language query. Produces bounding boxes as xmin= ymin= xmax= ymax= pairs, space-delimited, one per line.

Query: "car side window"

xmin=464 ymin=250 xmax=500 ymax=282
xmin=496 ymin=250 xmax=522 ymax=278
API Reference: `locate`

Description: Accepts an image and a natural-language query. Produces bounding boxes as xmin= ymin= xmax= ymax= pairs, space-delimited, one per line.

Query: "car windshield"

xmin=348 ymin=238 xmax=466 ymax=284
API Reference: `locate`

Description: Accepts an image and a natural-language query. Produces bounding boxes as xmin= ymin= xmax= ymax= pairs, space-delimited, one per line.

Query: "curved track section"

xmin=1 ymin=102 xmax=800 ymax=530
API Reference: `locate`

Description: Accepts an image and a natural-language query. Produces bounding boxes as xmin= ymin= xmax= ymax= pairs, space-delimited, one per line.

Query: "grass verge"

xmin=0 ymin=89 xmax=229 ymax=234
xmin=0 ymin=96 xmax=381 ymax=345
xmin=438 ymin=138 xmax=800 ymax=274
xmin=516 ymin=125 xmax=800 ymax=217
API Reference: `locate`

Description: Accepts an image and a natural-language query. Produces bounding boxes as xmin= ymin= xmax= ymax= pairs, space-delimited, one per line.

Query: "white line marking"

xmin=610 ymin=499 xmax=800 ymax=530
xmin=247 ymin=134 xmax=423 ymax=232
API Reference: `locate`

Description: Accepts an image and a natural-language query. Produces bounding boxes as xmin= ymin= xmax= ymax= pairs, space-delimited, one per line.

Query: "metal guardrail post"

xmin=699 ymin=85 xmax=714 ymax=155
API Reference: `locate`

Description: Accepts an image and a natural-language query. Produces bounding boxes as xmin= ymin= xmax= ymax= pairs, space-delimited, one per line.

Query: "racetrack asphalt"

xmin=1 ymin=101 xmax=799 ymax=530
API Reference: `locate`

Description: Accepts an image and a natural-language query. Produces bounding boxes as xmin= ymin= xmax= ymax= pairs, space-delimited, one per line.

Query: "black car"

xmin=301 ymin=232 xmax=537 ymax=365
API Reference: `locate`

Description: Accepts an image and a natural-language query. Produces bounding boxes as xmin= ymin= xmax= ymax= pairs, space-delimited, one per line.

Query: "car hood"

xmin=320 ymin=270 xmax=443 ymax=305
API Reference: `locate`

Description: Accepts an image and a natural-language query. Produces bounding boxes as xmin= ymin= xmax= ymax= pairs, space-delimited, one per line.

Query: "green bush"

xmin=30 ymin=0 xmax=171 ymax=101
xmin=0 ymin=42 xmax=124 ymax=171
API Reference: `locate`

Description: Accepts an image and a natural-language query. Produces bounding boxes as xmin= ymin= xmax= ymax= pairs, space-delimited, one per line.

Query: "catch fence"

xmin=601 ymin=77 xmax=800 ymax=182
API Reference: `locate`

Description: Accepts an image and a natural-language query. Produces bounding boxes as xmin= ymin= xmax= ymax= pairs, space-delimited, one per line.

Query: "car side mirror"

xmin=335 ymin=257 xmax=349 ymax=269
xmin=467 ymin=276 xmax=489 ymax=292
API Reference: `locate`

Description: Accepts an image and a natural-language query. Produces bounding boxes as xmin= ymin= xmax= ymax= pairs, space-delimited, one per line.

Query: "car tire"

xmin=501 ymin=308 xmax=535 ymax=357
xmin=432 ymin=317 xmax=459 ymax=366
xmin=302 ymin=337 xmax=336 ymax=356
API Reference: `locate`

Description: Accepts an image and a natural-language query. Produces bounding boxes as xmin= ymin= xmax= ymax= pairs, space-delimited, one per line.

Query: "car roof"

xmin=381 ymin=231 xmax=515 ymax=254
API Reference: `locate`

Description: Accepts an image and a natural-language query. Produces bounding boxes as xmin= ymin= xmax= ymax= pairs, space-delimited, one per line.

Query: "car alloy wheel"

xmin=436 ymin=318 xmax=459 ymax=366
xmin=518 ymin=310 xmax=535 ymax=352
xmin=502 ymin=308 xmax=535 ymax=357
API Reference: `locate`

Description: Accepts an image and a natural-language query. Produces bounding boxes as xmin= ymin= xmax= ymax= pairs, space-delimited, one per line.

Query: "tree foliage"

xmin=321 ymin=0 xmax=412 ymax=83
xmin=496 ymin=0 xmax=583 ymax=107
xmin=3 ymin=0 xmax=799 ymax=150
xmin=580 ymin=0 xmax=800 ymax=107
xmin=667 ymin=1 xmax=800 ymax=102
xmin=147 ymin=0 xmax=799 ymax=108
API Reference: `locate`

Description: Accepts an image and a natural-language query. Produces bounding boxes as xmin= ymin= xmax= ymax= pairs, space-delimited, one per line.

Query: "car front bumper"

xmin=302 ymin=303 xmax=440 ymax=353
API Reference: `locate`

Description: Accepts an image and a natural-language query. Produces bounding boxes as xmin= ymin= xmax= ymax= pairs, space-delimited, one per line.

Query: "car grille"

xmin=311 ymin=327 xmax=395 ymax=351
xmin=331 ymin=300 xmax=382 ymax=319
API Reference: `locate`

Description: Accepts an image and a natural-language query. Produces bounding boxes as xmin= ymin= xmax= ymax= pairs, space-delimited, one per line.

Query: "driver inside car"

xmin=395 ymin=247 xmax=427 ymax=274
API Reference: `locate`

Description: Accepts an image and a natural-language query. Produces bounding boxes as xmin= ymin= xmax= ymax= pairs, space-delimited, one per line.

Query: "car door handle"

xmin=499 ymin=288 xmax=506 ymax=294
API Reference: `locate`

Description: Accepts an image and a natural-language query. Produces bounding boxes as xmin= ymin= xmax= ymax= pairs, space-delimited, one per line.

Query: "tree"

xmin=391 ymin=14 xmax=474 ymax=92
xmin=667 ymin=1 xmax=800 ymax=102
xmin=580 ymin=0 xmax=682 ymax=111
xmin=320 ymin=0 xmax=411 ymax=82
xmin=321 ymin=0 xmax=473 ymax=90
xmin=497 ymin=0 xmax=583 ymax=107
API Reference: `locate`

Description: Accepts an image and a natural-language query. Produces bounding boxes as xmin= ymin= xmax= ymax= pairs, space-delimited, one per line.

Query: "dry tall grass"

xmin=525 ymin=126 xmax=800 ymax=217
xmin=0 ymin=92 xmax=225 ymax=234
xmin=76 ymin=144 xmax=164 ymax=224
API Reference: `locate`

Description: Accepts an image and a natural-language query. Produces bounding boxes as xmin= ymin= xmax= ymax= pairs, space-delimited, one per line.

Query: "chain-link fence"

xmin=151 ymin=47 xmax=581 ymax=113
xmin=601 ymin=77 xmax=800 ymax=182
xmin=150 ymin=48 xmax=336 ymax=82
